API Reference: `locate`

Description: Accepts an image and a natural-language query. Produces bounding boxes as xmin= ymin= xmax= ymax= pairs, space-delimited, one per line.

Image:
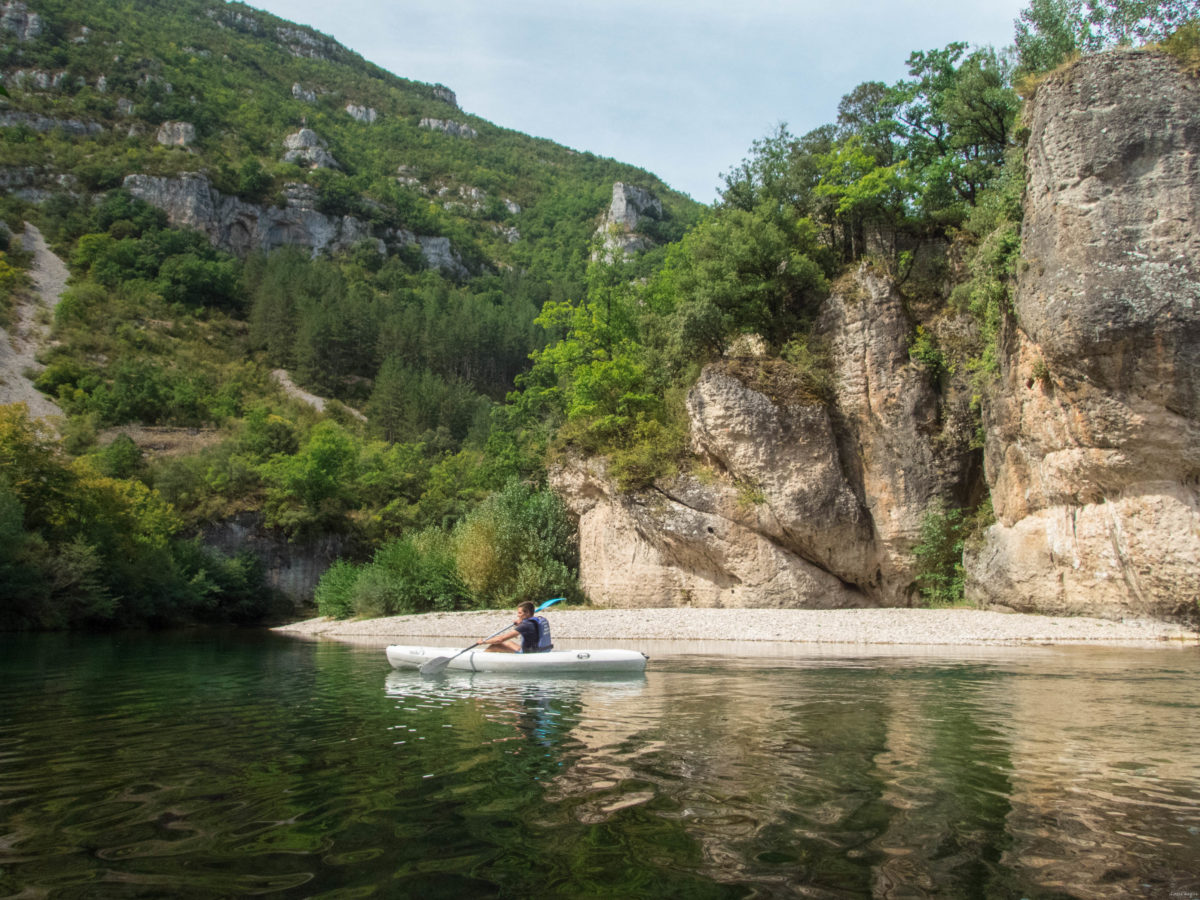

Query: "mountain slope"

xmin=1 ymin=0 xmax=699 ymax=284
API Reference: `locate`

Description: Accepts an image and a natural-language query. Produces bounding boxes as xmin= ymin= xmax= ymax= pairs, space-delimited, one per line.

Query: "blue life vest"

xmin=530 ymin=615 xmax=553 ymax=652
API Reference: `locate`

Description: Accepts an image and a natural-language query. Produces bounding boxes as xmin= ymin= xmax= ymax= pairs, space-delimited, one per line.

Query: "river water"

xmin=1 ymin=632 xmax=1198 ymax=899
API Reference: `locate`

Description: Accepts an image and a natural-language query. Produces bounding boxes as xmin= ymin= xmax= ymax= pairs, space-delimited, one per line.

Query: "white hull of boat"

xmin=386 ymin=644 xmax=648 ymax=674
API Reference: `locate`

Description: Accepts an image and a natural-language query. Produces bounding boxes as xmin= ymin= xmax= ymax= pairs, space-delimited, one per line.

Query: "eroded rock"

xmin=282 ymin=128 xmax=339 ymax=169
xmin=966 ymin=50 xmax=1200 ymax=620
xmin=593 ymin=182 xmax=662 ymax=260
xmin=123 ymin=172 xmax=467 ymax=275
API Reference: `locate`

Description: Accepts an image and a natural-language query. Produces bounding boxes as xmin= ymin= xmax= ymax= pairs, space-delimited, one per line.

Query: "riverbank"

xmin=274 ymin=607 xmax=1198 ymax=649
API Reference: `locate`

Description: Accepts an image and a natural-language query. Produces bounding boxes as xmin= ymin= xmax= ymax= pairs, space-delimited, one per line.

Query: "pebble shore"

xmin=274 ymin=607 xmax=1197 ymax=649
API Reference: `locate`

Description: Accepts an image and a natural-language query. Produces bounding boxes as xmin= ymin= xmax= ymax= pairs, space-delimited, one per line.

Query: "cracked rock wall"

xmin=964 ymin=50 xmax=1200 ymax=619
xmin=551 ymin=269 xmax=976 ymax=609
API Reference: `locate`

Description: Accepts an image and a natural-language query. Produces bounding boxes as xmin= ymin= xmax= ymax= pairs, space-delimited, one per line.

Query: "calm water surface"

xmin=1 ymin=632 xmax=1198 ymax=899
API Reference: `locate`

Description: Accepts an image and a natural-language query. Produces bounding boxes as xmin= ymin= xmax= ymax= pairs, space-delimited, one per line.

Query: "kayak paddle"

xmin=418 ymin=597 xmax=563 ymax=676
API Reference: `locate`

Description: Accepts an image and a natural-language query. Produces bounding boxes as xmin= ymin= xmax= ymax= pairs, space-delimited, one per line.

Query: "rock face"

xmin=553 ymin=266 xmax=976 ymax=609
xmin=155 ymin=120 xmax=195 ymax=147
xmin=0 ymin=1 xmax=41 ymax=41
xmin=282 ymin=128 xmax=339 ymax=169
xmin=552 ymin=454 xmax=869 ymax=610
xmin=0 ymin=111 xmax=103 ymax=135
xmin=345 ymin=103 xmax=377 ymax=124
xmin=123 ymin=172 xmax=468 ymax=276
xmin=419 ymin=117 xmax=477 ymax=139
xmin=817 ymin=267 xmax=977 ymax=596
xmin=201 ymin=512 xmax=352 ymax=609
xmin=965 ymin=51 xmax=1200 ymax=620
xmin=593 ymin=182 xmax=663 ymax=260
xmin=431 ymin=85 xmax=458 ymax=108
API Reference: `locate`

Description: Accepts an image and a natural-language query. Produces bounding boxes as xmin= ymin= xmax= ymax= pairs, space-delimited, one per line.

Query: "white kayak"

xmin=386 ymin=644 xmax=648 ymax=674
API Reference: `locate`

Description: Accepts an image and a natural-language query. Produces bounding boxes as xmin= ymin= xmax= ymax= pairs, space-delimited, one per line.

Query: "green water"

xmin=1 ymin=633 xmax=1198 ymax=898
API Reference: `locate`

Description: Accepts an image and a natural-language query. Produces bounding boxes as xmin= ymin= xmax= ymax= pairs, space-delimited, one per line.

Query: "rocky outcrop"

xmin=345 ymin=103 xmax=377 ymax=124
xmin=1 ymin=1 xmax=41 ymax=41
xmin=292 ymin=82 xmax=317 ymax=103
xmin=431 ymin=85 xmax=458 ymax=108
xmin=156 ymin=120 xmax=196 ymax=147
xmin=5 ymin=69 xmax=83 ymax=91
xmin=125 ymin=173 xmax=363 ymax=256
xmin=965 ymin=51 xmax=1200 ymax=620
xmin=206 ymin=7 xmax=263 ymax=35
xmin=414 ymin=235 xmax=469 ymax=279
xmin=593 ymin=182 xmax=663 ymax=260
xmin=282 ymin=128 xmax=339 ymax=169
xmin=123 ymin=172 xmax=468 ymax=275
xmin=553 ymin=265 xmax=976 ymax=608
xmin=0 ymin=111 xmax=103 ymax=135
xmin=419 ymin=117 xmax=477 ymax=139
xmin=552 ymin=455 xmax=868 ymax=609
xmin=276 ymin=26 xmax=341 ymax=61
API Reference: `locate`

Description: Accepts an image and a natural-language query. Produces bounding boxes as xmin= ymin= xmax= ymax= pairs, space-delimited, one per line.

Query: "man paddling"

xmin=478 ymin=601 xmax=553 ymax=653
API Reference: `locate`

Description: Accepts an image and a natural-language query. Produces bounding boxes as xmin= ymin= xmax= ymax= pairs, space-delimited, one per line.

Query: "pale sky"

xmin=245 ymin=1 xmax=1030 ymax=202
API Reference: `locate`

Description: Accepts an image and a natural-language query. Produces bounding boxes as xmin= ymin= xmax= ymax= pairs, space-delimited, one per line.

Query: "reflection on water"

xmin=1 ymin=634 xmax=1198 ymax=898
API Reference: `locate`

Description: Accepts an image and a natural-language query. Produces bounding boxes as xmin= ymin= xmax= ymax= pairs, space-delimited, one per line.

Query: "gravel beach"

xmin=274 ymin=607 xmax=1198 ymax=650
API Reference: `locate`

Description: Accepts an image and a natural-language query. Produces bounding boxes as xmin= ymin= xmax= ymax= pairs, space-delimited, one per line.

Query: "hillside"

xmin=0 ymin=0 xmax=698 ymax=275
xmin=0 ymin=0 xmax=702 ymax=628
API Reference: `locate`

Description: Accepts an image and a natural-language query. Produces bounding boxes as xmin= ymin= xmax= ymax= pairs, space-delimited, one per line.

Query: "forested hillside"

xmin=2 ymin=0 xmax=1196 ymax=629
xmin=0 ymin=0 xmax=698 ymax=628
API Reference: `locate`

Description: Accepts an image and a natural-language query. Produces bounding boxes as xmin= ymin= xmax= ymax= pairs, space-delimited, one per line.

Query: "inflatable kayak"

xmin=386 ymin=644 xmax=648 ymax=674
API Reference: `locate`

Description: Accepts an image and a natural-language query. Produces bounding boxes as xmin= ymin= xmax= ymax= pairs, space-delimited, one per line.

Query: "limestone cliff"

xmin=593 ymin=182 xmax=663 ymax=260
xmin=552 ymin=267 xmax=976 ymax=608
xmin=965 ymin=50 xmax=1200 ymax=619
xmin=123 ymin=172 xmax=470 ymax=277
xmin=557 ymin=49 xmax=1199 ymax=620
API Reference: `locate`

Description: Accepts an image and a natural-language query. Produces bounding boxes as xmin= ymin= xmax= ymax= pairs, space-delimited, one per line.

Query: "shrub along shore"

xmin=274 ymin=607 xmax=1197 ymax=649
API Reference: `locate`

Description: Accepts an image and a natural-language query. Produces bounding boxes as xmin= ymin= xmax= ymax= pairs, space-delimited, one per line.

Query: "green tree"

xmin=1015 ymin=0 xmax=1200 ymax=74
xmin=260 ymin=420 xmax=359 ymax=535
xmin=453 ymin=479 xmax=579 ymax=607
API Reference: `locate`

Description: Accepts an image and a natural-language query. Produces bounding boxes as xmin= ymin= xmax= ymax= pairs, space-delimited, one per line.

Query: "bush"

xmin=315 ymin=559 xmax=360 ymax=618
xmin=453 ymin=479 xmax=580 ymax=606
xmin=911 ymin=499 xmax=993 ymax=607
xmin=912 ymin=500 xmax=967 ymax=607
xmin=353 ymin=529 xmax=471 ymax=616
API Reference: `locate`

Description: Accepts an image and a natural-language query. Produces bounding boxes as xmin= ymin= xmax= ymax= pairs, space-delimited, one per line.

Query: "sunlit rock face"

xmin=552 ymin=267 xmax=976 ymax=609
xmin=282 ymin=128 xmax=340 ymax=169
xmin=966 ymin=50 xmax=1200 ymax=619
xmin=550 ymin=454 xmax=869 ymax=610
xmin=418 ymin=117 xmax=477 ymax=139
xmin=593 ymin=182 xmax=663 ymax=260
xmin=816 ymin=266 xmax=977 ymax=601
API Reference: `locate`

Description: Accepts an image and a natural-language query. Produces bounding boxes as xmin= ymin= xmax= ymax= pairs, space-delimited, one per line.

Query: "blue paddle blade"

xmin=536 ymin=597 xmax=564 ymax=611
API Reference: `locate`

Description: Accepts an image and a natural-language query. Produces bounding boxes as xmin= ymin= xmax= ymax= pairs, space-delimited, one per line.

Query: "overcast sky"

xmin=246 ymin=0 xmax=1029 ymax=203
